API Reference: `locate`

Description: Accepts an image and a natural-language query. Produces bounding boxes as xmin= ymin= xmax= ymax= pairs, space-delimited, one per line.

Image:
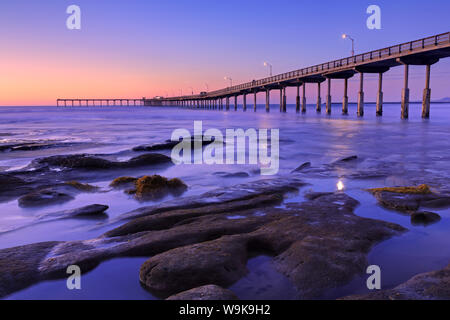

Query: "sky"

xmin=0 ymin=0 xmax=449 ymax=106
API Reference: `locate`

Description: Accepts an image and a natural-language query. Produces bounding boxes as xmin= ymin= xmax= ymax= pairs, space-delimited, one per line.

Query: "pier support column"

xmin=376 ymin=73 xmax=383 ymax=116
xmin=254 ymin=92 xmax=257 ymax=112
xmin=226 ymin=97 xmax=230 ymax=111
xmin=422 ymin=64 xmax=431 ymax=119
xmin=265 ymin=90 xmax=270 ymax=112
xmin=401 ymin=64 xmax=409 ymax=119
xmin=296 ymin=85 xmax=300 ymax=113
xmin=234 ymin=95 xmax=238 ymax=111
xmin=401 ymin=64 xmax=410 ymax=119
xmin=279 ymin=89 xmax=283 ymax=112
xmin=282 ymin=87 xmax=287 ymax=112
xmin=357 ymin=73 xmax=364 ymax=117
xmin=342 ymin=78 xmax=349 ymax=115
xmin=316 ymin=83 xmax=321 ymax=113
xmin=302 ymin=84 xmax=306 ymax=113
xmin=243 ymin=94 xmax=247 ymax=112
xmin=326 ymin=78 xmax=332 ymax=115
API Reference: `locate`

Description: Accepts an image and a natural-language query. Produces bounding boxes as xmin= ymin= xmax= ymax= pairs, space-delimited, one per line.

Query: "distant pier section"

xmin=56 ymin=98 xmax=164 ymax=107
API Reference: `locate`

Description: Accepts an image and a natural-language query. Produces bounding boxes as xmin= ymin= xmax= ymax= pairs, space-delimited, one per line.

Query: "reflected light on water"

xmin=337 ymin=180 xmax=345 ymax=191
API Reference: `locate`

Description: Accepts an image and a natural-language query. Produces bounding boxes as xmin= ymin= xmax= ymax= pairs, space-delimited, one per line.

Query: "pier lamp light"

xmin=224 ymin=77 xmax=233 ymax=87
xmin=342 ymin=34 xmax=355 ymax=56
xmin=263 ymin=62 xmax=273 ymax=76
xmin=205 ymin=83 xmax=209 ymax=92
xmin=189 ymin=87 xmax=194 ymax=95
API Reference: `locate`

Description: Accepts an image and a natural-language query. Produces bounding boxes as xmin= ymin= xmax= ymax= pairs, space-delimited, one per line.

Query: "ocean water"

xmin=0 ymin=103 xmax=449 ymax=300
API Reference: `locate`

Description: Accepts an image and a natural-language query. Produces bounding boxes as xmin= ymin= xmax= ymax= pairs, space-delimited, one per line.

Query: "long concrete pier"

xmin=160 ymin=32 xmax=450 ymax=119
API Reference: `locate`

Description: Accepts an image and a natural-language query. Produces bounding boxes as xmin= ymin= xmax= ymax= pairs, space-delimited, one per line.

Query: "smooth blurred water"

xmin=0 ymin=103 xmax=449 ymax=299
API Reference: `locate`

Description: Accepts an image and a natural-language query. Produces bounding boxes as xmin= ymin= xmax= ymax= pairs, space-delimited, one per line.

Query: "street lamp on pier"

xmin=224 ymin=77 xmax=233 ymax=87
xmin=342 ymin=34 xmax=355 ymax=56
xmin=263 ymin=61 xmax=273 ymax=76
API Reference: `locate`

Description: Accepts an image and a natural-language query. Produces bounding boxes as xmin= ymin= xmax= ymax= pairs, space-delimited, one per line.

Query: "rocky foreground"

xmin=342 ymin=263 xmax=450 ymax=300
xmin=1 ymin=151 xmax=450 ymax=300
xmin=0 ymin=177 xmax=407 ymax=299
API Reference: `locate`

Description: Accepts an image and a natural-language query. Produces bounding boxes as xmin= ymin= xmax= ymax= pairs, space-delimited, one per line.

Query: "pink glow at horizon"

xmin=1 ymin=0 xmax=449 ymax=106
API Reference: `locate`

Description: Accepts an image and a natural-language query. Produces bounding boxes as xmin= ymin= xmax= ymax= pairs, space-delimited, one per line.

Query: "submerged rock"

xmin=342 ymin=263 xmax=450 ymax=300
xmin=214 ymin=172 xmax=250 ymax=178
xmin=133 ymin=137 xmax=217 ymax=152
xmin=291 ymin=162 xmax=311 ymax=173
xmin=410 ymin=211 xmax=441 ymax=226
xmin=0 ymin=174 xmax=29 ymax=193
xmin=132 ymin=140 xmax=179 ymax=152
xmin=0 ymin=204 xmax=109 ymax=234
xmin=304 ymin=191 xmax=334 ymax=201
xmin=0 ymin=141 xmax=83 ymax=153
xmin=63 ymin=181 xmax=99 ymax=192
xmin=166 ymin=285 xmax=238 ymax=300
xmin=18 ymin=189 xmax=74 ymax=208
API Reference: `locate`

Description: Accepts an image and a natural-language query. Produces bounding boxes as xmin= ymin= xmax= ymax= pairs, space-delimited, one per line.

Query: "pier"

xmin=56 ymin=98 xmax=163 ymax=107
xmin=58 ymin=32 xmax=450 ymax=119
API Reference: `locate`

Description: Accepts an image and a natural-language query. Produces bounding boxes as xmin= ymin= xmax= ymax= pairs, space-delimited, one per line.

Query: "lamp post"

xmin=188 ymin=87 xmax=194 ymax=95
xmin=264 ymin=61 xmax=273 ymax=76
xmin=205 ymin=83 xmax=209 ymax=92
xmin=342 ymin=34 xmax=355 ymax=56
xmin=224 ymin=77 xmax=233 ymax=87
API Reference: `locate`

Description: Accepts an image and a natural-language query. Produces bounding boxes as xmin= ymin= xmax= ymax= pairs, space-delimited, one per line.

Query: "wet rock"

xmin=110 ymin=177 xmax=138 ymax=188
xmin=410 ymin=211 xmax=441 ymax=226
xmin=18 ymin=189 xmax=74 ymax=208
xmin=291 ymin=162 xmax=311 ymax=173
xmin=0 ymin=141 xmax=83 ymax=153
xmin=140 ymin=236 xmax=249 ymax=296
xmin=110 ymin=178 xmax=306 ymax=222
xmin=342 ymin=263 xmax=450 ymax=300
xmin=0 ymin=174 xmax=34 ymax=202
xmin=63 ymin=181 xmax=99 ymax=192
xmin=132 ymin=140 xmax=179 ymax=152
xmin=50 ymin=204 xmax=109 ymax=218
xmin=214 ymin=172 xmax=250 ymax=178
xmin=332 ymin=155 xmax=358 ymax=165
xmin=0 ymin=178 xmax=405 ymax=299
xmin=30 ymin=153 xmax=172 ymax=171
xmin=0 ymin=173 xmax=28 ymax=192
xmin=367 ymin=185 xmax=432 ymax=195
xmin=304 ymin=191 xmax=334 ymax=201
xmin=166 ymin=285 xmax=238 ymax=300
xmin=125 ymin=154 xmax=172 ymax=168
xmin=104 ymin=193 xmax=283 ymax=237
xmin=0 ymin=204 xmax=109 ymax=234
xmin=138 ymin=193 xmax=405 ymax=298
xmin=133 ymin=136 xmax=217 ymax=152
xmin=112 ymin=175 xmax=188 ymax=201
xmin=133 ymin=175 xmax=187 ymax=200
xmin=0 ymin=241 xmax=61 ymax=298
xmin=368 ymin=185 xmax=450 ymax=212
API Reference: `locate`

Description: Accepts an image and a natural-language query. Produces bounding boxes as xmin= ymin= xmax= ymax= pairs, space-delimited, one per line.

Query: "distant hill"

xmin=435 ymin=97 xmax=450 ymax=103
